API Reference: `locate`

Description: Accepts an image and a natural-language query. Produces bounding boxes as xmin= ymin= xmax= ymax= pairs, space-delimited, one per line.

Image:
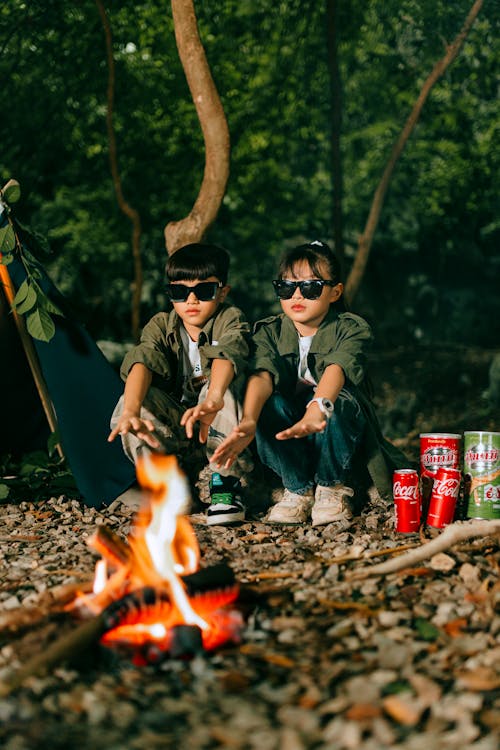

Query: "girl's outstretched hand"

xmin=210 ymin=418 xmax=257 ymax=470
xmin=275 ymin=414 xmax=327 ymax=440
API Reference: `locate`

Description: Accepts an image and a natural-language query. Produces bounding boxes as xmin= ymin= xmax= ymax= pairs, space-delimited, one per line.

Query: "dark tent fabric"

xmin=4 ymin=253 xmax=136 ymax=509
xmin=0 ymin=284 xmax=50 ymax=454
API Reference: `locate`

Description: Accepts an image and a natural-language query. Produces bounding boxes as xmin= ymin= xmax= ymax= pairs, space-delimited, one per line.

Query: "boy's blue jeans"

xmin=256 ymin=388 xmax=366 ymax=494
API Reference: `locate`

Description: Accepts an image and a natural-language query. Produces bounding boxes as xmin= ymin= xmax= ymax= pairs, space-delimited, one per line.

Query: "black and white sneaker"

xmin=207 ymin=473 xmax=245 ymax=526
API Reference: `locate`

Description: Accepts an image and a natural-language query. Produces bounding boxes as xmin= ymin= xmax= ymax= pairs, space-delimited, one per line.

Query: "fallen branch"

xmin=0 ymin=613 xmax=107 ymax=697
xmin=326 ymin=542 xmax=418 ymax=566
xmin=348 ymin=520 xmax=500 ymax=580
xmin=0 ymin=581 xmax=92 ymax=637
xmin=242 ymin=571 xmax=301 ymax=582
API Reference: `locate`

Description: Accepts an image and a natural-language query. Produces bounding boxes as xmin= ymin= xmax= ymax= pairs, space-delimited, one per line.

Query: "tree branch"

xmin=348 ymin=519 xmax=500 ymax=579
xmin=95 ymin=0 xmax=143 ymax=341
xmin=165 ymin=0 xmax=230 ymax=254
xmin=345 ymin=0 xmax=484 ymax=303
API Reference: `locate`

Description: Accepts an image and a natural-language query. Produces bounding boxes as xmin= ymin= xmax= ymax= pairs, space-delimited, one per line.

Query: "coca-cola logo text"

xmin=432 ymin=477 xmax=460 ymax=498
xmin=393 ymin=481 xmax=419 ymax=500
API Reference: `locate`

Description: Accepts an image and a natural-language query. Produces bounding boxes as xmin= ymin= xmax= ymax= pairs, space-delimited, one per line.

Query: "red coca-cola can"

xmin=420 ymin=433 xmax=461 ymax=478
xmin=426 ymin=467 xmax=461 ymax=529
xmin=393 ymin=469 xmax=420 ymax=533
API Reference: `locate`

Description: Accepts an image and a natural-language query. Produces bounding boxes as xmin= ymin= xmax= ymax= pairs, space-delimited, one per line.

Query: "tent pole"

xmin=0 ymin=263 xmax=64 ymax=459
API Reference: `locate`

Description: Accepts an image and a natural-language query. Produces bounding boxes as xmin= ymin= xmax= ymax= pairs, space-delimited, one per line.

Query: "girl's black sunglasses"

xmin=272 ymin=279 xmax=336 ymax=300
xmin=165 ymin=281 xmax=223 ymax=302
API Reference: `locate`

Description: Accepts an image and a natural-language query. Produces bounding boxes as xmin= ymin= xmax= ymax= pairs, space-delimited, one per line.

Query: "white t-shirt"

xmin=297 ymin=334 xmax=317 ymax=392
xmin=180 ymin=326 xmax=207 ymax=403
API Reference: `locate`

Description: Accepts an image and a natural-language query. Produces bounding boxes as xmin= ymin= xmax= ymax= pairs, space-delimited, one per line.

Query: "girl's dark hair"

xmin=166 ymin=243 xmax=230 ymax=285
xmin=278 ymin=240 xmax=342 ymax=283
xmin=278 ymin=240 xmax=347 ymax=310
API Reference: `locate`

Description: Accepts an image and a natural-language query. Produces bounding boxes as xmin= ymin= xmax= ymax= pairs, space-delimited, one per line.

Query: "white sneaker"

xmin=311 ymin=485 xmax=354 ymax=527
xmin=267 ymin=488 xmax=314 ymax=524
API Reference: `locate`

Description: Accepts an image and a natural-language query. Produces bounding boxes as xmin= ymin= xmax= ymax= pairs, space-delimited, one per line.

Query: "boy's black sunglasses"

xmin=165 ymin=281 xmax=223 ymax=302
xmin=272 ymin=279 xmax=337 ymax=300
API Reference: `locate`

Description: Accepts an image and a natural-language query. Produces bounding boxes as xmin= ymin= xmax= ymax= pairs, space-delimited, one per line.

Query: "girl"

xmin=211 ymin=240 xmax=407 ymax=526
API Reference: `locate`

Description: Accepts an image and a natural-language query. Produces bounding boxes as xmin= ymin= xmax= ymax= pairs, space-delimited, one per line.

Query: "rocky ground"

xmin=0 ymin=345 xmax=499 ymax=750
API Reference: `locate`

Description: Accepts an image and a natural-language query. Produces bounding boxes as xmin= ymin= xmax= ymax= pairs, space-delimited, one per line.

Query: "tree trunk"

xmin=95 ymin=0 xmax=143 ymax=342
xmin=165 ymin=0 xmax=230 ymax=255
xmin=326 ymin=0 xmax=344 ymax=264
xmin=345 ymin=0 xmax=483 ymax=303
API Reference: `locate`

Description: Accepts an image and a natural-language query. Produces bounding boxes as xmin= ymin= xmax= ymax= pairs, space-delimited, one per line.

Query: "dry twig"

xmin=348 ymin=520 xmax=500 ymax=580
xmin=326 ymin=542 xmax=418 ymax=565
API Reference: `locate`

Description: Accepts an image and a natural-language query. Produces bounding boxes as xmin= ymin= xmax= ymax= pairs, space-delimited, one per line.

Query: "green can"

xmin=464 ymin=431 xmax=500 ymax=519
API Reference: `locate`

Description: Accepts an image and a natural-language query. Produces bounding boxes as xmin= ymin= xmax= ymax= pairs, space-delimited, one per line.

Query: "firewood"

xmin=87 ymin=525 xmax=131 ymax=567
xmin=348 ymin=520 xmax=500 ymax=580
xmin=0 ymin=581 xmax=92 ymax=637
xmin=0 ymin=613 xmax=107 ymax=697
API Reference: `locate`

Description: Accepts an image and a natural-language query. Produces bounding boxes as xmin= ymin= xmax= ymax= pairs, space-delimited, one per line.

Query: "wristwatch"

xmin=306 ymin=397 xmax=334 ymax=419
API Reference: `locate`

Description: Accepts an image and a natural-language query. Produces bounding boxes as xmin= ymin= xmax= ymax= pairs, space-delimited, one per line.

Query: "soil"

xmin=0 ymin=345 xmax=499 ymax=750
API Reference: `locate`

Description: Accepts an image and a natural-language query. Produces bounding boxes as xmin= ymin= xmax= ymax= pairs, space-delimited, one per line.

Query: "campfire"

xmin=70 ymin=454 xmax=243 ymax=663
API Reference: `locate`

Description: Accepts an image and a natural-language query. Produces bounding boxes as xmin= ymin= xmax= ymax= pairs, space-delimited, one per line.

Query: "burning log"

xmin=0 ymin=581 xmax=92 ymax=638
xmin=89 ymin=525 xmax=132 ymax=567
xmin=1 ymin=455 xmax=244 ymax=694
xmin=72 ymin=455 xmax=243 ymax=661
xmin=0 ymin=564 xmax=242 ymax=696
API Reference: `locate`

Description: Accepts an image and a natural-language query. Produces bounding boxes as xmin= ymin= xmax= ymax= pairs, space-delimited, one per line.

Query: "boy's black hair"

xmin=165 ymin=243 xmax=230 ymax=285
xmin=278 ymin=240 xmax=342 ymax=283
xmin=278 ymin=240 xmax=347 ymax=311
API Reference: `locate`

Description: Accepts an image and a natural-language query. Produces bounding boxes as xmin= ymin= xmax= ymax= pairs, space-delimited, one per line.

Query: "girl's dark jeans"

xmin=256 ymin=388 xmax=366 ymax=493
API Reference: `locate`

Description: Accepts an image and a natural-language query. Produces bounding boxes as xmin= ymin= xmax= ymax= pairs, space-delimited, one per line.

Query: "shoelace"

xmin=210 ymin=492 xmax=236 ymax=506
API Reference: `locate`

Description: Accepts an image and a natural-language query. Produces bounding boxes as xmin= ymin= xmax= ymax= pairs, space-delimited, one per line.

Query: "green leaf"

xmin=43 ymin=296 xmax=64 ymax=317
xmin=0 ymin=252 xmax=14 ymax=266
xmin=26 ymin=307 xmax=56 ymax=342
xmin=414 ymin=618 xmax=441 ymax=642
xmin=0 ymin=484 xmax=10 ymax=500
xmin=2 ymin=179 xmax=21 ymax=205
xmin=0 ymin=223 xmax=16 ymax=255
xmin=13 ymin=279 xmax=30 ymax=305
xmin=14 ymin=283 xmax=38 ymax=315
xmin=382 ymin=680 xmax=411 ymax=696
xmin=31 ymin=281 xmax=64 ymax=317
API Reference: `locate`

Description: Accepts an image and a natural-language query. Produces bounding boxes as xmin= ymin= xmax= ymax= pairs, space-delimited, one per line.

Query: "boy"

xmin=109 ymin=243 xmax=253 ymax=525
xmin=211 ymin=240 xmax=408 ymax=526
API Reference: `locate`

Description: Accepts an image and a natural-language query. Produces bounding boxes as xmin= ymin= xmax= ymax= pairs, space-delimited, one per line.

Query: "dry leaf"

xmin=382 ymin=694 xmax=423 ymax=726
xmin=455 ymin=667 xmax=500 ymax=691
xmin=346 ymin=703 xmax=382 ymax=721
xmin=443 ymin=618 xmax=468 ymax=637
xmin=397 ymin=567 xmax=433 ymax=578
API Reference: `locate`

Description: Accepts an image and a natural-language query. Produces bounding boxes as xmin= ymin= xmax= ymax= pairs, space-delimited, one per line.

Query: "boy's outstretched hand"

xmin=108 ymin=413 xmax=161 ymax=449
xmin=275 ymin=414 xmax=327 ymax=440
xmin=181 ymin=397 xmax=224 ymax=443
xmin=210 ymin=417 xmax=257 ymax=470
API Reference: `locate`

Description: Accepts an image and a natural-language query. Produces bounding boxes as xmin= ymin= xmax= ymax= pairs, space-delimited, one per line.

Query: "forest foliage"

xmin=1 ymin=0 xmax=498 ymax=347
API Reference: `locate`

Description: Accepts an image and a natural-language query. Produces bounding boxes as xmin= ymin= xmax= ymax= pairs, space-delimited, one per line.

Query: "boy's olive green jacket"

xmin=251 ymin=307 xmax=411 ymax=500
xmin=120 ymin=303 xmax=250 ymax=402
